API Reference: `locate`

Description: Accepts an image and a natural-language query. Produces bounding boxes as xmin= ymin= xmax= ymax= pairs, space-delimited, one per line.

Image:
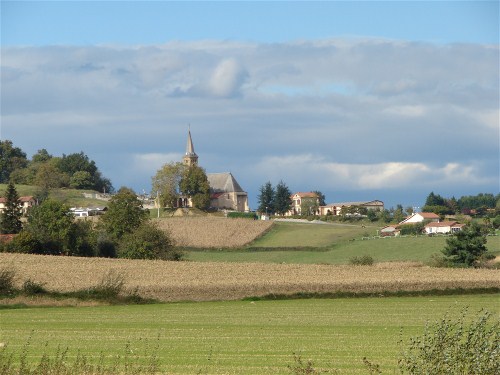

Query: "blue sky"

xmin=1 ymin=1 xmax=499 ymax=210
xmin=3 ymin=1 xmax=499 ymax=45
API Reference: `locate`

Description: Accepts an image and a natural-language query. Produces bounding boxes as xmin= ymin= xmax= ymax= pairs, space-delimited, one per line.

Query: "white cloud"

xmin=1 ymin=39 xmax=498 ymax=206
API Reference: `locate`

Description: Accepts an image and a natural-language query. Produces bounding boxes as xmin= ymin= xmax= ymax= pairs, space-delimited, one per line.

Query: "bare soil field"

xmin=156 ymin=217 xmax=274 ymax=248
xmin=2 ymin=253 xmax=499 ymax=303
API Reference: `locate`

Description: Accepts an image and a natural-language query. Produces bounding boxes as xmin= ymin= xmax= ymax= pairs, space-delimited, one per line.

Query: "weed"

xmin=398 ymin=308 xmax=500 ymax=374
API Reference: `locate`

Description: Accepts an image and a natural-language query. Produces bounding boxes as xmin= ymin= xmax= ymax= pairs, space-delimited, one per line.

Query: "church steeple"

xmin=183 ymin=127 xmax=198 ymax=166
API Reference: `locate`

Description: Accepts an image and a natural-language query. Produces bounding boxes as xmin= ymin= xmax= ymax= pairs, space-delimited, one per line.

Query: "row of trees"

xmin=0 ymin=140 xmax=113 ymax=193
xmin=423 ymin=192 xmax=499 ymax=216
xmin=151 ymin=162 xmax=210 ymax=210
xmin=257 ymin=181 xmax=293 ymax=216
xmin=0 ymin=183 xmax=181 ymax=261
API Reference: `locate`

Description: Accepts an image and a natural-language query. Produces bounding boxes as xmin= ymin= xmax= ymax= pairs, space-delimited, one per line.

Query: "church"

xmin=182 ymin=130 xmax=249 ymax=212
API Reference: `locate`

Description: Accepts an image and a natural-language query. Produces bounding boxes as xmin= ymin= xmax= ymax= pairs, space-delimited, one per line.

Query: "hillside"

xmin=0 ymin=184 xmax=109 ymax=208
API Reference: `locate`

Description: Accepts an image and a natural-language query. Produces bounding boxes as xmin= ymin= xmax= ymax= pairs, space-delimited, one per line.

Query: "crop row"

xmin=2 ymin=253 xmax=499 ymax=302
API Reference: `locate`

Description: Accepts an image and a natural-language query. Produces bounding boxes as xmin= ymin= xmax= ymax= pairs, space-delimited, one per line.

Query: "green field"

xmin=187 ymin=222 xmax=500 ymax=264
xmin=0 ymin=184 xmax=108 ymax=208
xmin=1 ymin=295 xmax=498 ymax=374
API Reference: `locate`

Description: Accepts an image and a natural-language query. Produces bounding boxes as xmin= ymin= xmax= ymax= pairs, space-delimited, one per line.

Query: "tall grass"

xmin=0 ymin=334 xmax=160 ymax=375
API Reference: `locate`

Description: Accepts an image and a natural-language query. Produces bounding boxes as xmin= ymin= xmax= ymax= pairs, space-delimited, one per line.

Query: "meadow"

xmin=1 ymin=295 xmax=498 ymax=374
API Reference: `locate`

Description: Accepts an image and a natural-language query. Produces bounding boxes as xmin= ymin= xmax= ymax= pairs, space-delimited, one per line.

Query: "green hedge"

xmin=227 ymin=212 xmax=258 ymax=219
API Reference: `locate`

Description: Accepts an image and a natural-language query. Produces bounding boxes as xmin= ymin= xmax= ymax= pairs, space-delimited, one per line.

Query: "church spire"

xmin=183 ymin=126 xmax=198 ymax=166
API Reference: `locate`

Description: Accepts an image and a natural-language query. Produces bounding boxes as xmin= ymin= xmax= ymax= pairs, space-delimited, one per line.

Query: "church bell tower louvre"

xmin=183 ymin=128 xmax=198 ymax=167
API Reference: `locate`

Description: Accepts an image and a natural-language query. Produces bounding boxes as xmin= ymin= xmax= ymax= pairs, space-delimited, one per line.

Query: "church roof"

xmin=185 ymin=129 xmax=197 ymax=157
xmin=207 ymin=173 xmax=245 ymax=193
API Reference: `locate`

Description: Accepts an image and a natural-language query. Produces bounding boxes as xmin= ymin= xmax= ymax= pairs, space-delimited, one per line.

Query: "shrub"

xmin=398 ymin=308 xmax=500 ymax=375
xmin=85 ymin=270 xmax=125 ymax=299
xmin=0 ymin=266 xmax=16 ymax=295
xmin=22 ymin=279 xmax=47 ymax=295
xmin=6 ymin=230 xmax=42 ymax=253
xmin=349 ymin=255 xmax=374 ymax=266
xmin=119 ymin=222 xmax=181 ymax=260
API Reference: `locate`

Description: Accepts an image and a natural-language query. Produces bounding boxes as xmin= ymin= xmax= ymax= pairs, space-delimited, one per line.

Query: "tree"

xmin=179 ymin=165 xmax=211 ymax=210
xmin=31 ymin=149 xmax=53 ymax=164
xmin=99 ymin=187 xmax=149 ymax=240
xmin=0 ymin=182 xmax=23 ymax=234
xmin=57 ymin=151 xmax=113 ymax=192
xmin=151 ymin=162 xmax=185 ymax=208
xmin=367 ymin=209 xmax=378 ymax=222
xmin=34 ymin=160 xmax=70 ymax=189
xmin=70 ymin=171 xmax=94 ymax=189
xmin=24 ymin=199 xmax=74 ymax=254
xmin=118 ymin=222 xmax=181 ymax=260
xmin=393 ymin=204 xmax=405 ymax=223
xmin=313 ymin=191 xmax=326 ymax=206
xmin=257 ymin=181 xmax=275 ymax=214
xmin=274 ymin=180 xmax=292 ymax=216
xmin=0 ymin=140 xmax=28 ymax=183
xmin=442 ymin=222 xmax=488 ymax=267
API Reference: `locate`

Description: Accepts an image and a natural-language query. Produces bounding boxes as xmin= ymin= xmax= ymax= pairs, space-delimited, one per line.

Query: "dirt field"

xmin=2 ymin=253 xmax=499 ymax=302
xmin=156 ymin=217 xmax=274 ymax=247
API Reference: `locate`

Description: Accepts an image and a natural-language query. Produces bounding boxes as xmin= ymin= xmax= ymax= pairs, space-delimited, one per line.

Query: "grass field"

xmin=187 ymin=224 xmax=500 ymax=264
xmin=1 ymin=295 xmax=498 ymax=374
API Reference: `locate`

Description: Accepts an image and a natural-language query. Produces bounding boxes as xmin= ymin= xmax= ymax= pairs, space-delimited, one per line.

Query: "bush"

xmin=398 ymin=309 xmax=500 ymax=375
xmin=349 ymin=255 xmax=374 ymax=266
xmin=85 ymin=270 xmax=125 ymax=299
xmin=6 ymin=230 xmax=42 ymax=253
xmin=0 ymin=266 xmax=16 ymax=295
xmin=22 ymin=279 xmax=47 ymax=295
xmin=119 ymin=222 xmax=182 ymax=260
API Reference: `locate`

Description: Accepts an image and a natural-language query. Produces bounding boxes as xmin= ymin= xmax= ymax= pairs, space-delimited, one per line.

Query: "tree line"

xmin=423 ymin=191 xmax=499 ymax=216
xmin=0 ymin=140 xmax=113 ymax=194
xmin=0 ymin=183 xmax=181 ymax=261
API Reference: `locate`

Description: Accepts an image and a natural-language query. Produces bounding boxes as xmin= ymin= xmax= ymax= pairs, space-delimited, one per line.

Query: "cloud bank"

xmin=1 ymin=39 xmax=498 ymax=207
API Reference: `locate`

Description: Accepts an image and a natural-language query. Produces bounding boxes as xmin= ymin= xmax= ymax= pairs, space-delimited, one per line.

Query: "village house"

xmin=424 ymin=221 xmax=465 ymax=235
xmin=0 ymin=196 xmax=36 ymax=216
xmin=318 ymin=200 xmax=384 ymax=216
xmin=399 ymin=212 xmax=440 ymax=225
xmin=286 ymin=192 xmax=320 ymax=216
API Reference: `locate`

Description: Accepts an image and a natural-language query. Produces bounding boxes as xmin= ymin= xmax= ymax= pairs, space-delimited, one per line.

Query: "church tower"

xmin=183 ymin=128 xmax=198 ymax=166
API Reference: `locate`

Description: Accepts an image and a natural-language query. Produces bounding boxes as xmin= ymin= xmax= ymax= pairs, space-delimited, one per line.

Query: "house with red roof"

xmin=286 ymin=192 xmax=320 ymax=216
xmin=398 ymin=212 xmax=440 ymax=225
xmin=0 ymin=196 xmax=36 ymax=216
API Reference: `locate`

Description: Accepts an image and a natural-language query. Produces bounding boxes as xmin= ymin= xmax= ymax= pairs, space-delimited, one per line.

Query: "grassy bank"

xmin=1 ymin=295 xmax=498 ymax=374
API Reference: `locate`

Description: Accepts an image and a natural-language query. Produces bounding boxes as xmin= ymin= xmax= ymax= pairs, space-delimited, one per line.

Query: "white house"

xmin=399 ymin=212 xmax=440 ymax=225
xmin=0 ymin=196 xmax=36 ymax=216
xmin=319 ymin=200 xmax=384 ymax=216
xmin=425 ymin=221 xmax=465 ymax=234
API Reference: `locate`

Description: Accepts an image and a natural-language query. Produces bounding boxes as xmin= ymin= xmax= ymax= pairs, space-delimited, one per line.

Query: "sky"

xmin=1 ymin=1 xmax=499 ymax=210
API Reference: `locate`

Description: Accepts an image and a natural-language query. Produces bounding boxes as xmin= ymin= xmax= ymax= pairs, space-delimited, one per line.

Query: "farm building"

xmin=319 ymin=200 xmax=384 ymax=216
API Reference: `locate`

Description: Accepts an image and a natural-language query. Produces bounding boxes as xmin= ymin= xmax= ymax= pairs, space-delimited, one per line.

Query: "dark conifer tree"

xmin=0 ymin=182 xmax=23 ymax=234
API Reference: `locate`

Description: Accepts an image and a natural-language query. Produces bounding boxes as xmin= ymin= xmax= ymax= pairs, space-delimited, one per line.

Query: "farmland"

xmin=1 ymin=295 xmax=498 ymax=374
xmin=2 ymin=253 xmax=499 ymax=302
xmin=156 ymin=217 xmax=273 ymax=248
